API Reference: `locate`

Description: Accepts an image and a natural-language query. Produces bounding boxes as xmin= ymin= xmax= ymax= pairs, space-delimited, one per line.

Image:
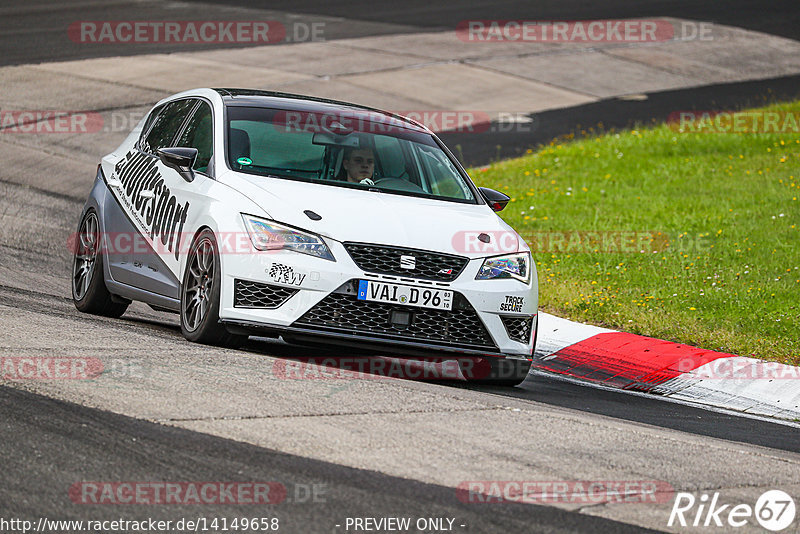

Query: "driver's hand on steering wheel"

xmin=359 ymin=178 xmax=375 ymax=185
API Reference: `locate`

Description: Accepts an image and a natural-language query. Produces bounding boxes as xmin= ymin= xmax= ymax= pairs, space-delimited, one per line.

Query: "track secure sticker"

xmin=268 ymin=263 xmax=306 ymax=286
xmin=500 ymin=295 xmax=525 ymax=312
xmin=237 ymin=157 xmax=252 ymax=166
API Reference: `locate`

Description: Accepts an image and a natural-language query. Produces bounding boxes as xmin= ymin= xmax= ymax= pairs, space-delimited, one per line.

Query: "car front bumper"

xmin=217 ymin=239 xmax=538 ymax=360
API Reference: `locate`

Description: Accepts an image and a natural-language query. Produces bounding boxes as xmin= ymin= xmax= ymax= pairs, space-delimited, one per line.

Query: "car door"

xmin=112 ymin=98 xmax=197 ymax=297
xmin=133 ymin=98 xmax=219 ymax=299
xmin=102 ymin=104 xmax=163 ymax=285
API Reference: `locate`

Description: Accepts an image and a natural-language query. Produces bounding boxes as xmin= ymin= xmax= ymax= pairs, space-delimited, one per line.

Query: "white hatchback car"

xmin=72 ymin=88 xmax=538 ymax=385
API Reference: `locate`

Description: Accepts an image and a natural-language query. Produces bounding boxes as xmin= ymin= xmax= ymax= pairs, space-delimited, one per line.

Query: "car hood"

xmin=220 ymin=172 xmax=524 ymax=257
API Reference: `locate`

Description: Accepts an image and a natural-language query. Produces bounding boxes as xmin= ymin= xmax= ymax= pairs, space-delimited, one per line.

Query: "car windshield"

xmin=225 ymin=105 xmax=477 ymax=203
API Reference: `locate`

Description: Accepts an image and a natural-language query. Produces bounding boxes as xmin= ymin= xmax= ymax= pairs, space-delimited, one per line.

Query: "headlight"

xmin=476 ymin=252 xmax=531 ymax=283
xmin=241 ymin=214 xmax=335 ymax=261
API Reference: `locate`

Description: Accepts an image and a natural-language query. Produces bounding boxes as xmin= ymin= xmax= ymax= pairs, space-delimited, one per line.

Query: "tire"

xmin=72 ymin=210 xmax=129 ymax=318
xmin=180 ymin=229 xmax=246 ymax=347
xmin=459 ymin=357 xmax=532 ymax=386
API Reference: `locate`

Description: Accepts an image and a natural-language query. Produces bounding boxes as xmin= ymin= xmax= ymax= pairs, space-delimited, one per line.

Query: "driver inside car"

xmin=340 ymin=147 xmax=376 ymax=185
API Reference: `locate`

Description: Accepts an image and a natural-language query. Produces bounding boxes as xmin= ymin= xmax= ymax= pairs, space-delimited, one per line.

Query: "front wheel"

xmin=180 ymin=229 xmax=246 ymax=347
xmin=72 ymin=210 xmax=129 ymax=317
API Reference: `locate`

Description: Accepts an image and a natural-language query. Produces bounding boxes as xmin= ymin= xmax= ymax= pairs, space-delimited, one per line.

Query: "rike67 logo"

xmin=669 ymin=490 xmax=796 ymax=531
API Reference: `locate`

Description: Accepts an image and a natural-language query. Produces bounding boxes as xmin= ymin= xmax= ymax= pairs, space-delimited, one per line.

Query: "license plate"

xmin=357 ymin=280 xmax=453 ymax=311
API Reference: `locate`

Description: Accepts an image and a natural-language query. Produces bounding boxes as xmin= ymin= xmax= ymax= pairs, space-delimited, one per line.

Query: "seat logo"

xmin=400 ymin=255 xmax=416 ymax=270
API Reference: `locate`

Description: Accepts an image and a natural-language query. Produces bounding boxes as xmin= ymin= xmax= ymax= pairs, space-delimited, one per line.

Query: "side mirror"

xmin=479 ymin=187 xmax=510 ymax=212
xmin=157 ymin=147 xmax=198 ymax=182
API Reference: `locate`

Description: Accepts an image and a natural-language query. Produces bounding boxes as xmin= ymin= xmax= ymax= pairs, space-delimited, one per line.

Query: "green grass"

xmin=469 ymin=100 xmax=800 ymax=365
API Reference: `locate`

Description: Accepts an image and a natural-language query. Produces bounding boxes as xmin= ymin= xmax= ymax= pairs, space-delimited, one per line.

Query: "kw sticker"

xmin=113 ymin=151 xmax=189 ymax=261
xmin=269 ymin=263 xmax=306 ymax=286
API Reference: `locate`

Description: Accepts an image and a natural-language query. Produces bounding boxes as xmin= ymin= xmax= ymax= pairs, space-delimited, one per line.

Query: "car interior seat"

xmin=229 ymin=128 xmax=251 ymax=166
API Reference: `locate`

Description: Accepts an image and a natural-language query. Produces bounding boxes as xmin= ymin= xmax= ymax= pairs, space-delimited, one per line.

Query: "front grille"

xmin=294 ymin=291 xmax=496 ymax=349
xmin=501 ymin=315 xmax=535 ymax=344
xmin=343 ymin=242 xmax=469 ymax=282
xmin=234 ymin=279 xmax=298 ymax=308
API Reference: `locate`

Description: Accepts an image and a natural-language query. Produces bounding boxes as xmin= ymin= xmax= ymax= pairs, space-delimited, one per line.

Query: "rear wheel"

xmin=72 ymin=210 xmax=129 ymax=317
xmin=180 ymin=229 xmax=246 ymax=347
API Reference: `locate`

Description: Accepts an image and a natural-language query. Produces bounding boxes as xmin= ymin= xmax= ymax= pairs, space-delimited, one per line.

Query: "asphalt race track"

xmin=1 ymin=387 xmax=659 ymax=534
xmin=4 ymin=0 xmax=800 ymax=66
xmin=1 ymin=1 xmax=800 ymax=533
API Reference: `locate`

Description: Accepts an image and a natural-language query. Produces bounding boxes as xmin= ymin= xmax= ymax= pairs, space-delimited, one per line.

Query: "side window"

xmin=176 ymin=102 xmax=213 ymax=173
xmin=416 ymin=145 xmax=471 ymax=199
xmin=138 ymin=104 xmax=164 ymax=147
xmin=141 ymin=99 xmax=196 ymax=155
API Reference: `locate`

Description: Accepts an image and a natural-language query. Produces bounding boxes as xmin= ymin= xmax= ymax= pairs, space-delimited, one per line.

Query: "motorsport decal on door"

xmin=112 ymin=150 xmax=190 ymax=261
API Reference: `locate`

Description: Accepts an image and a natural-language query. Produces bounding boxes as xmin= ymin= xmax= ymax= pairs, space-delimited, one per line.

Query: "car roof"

xmin=213 ymin=88 xmax=431 ymax=134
